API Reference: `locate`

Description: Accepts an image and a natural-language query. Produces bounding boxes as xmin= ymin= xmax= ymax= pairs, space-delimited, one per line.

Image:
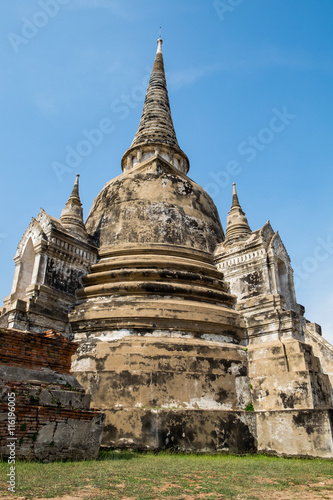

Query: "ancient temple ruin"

xmin=1 ymin=38 xmax=333 ymax=458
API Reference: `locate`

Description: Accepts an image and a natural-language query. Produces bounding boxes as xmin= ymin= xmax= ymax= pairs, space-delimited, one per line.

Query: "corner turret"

xmin=60 ymin=174 xmax=87 ymax=239
xmin=224 ymin=183 xmax=251 ymax=245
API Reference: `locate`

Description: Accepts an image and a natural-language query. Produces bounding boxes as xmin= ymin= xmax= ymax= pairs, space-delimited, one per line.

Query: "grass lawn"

xmin=1 ymin=451 xmax=332 ymax=499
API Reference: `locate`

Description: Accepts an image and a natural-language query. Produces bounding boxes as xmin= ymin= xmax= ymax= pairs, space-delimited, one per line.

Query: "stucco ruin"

xmin=0 ymin=176 xmax=97 ymax=336
xmin=1 ymin=38 xmax=333 ymax=459
xmin=0 ymin=328 xmax=105 ymax=461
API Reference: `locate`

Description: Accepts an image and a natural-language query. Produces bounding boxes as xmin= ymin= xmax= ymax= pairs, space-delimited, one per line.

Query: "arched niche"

xmin=16 ymin=238 xmax=35 ymax=300
xmin=277 ymin=258 xmax=294 ymax=310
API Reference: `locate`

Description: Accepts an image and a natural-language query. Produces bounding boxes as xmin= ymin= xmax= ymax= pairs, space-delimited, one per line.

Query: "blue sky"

xmin=0 ymin=0 xmax=332 ymax=343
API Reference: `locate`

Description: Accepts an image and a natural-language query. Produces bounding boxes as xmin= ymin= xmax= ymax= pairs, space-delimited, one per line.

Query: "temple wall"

xmin=0 ymin=328 xmax=105 ymax=461
xmin=103 ymin=408 xmax=257 ymax=453
xmin=257 ymin=410 xmax=333 ymax=458
xmin=71 ymin=336 xmax=257 ymax=451
xmin=304 ymin=323 xmax=333 ymax=399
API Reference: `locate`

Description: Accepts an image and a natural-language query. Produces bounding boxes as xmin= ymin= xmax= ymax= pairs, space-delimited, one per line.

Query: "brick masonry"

xmin=0 ymin=328 xmax=77 ymax=374
xmin=0 ymin=328 xmax=105 ymax=461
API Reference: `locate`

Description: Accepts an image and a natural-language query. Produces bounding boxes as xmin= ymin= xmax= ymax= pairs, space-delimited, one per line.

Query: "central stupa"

xmin=70 ymin=38 xmax=254 ymax=452
xmin=70 ymin=39 xmax=245 ymax=344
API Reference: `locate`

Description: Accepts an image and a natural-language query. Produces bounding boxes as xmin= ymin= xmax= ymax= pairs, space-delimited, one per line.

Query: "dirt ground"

xmin=4 ymin=479 xmax=333 ymax=500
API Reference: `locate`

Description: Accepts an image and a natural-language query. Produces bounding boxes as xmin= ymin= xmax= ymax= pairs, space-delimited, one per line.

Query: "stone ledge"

xmin=101 ymin=408 xmax=257 ymax=454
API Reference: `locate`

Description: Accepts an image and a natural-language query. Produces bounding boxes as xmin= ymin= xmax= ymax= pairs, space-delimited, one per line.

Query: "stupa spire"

xmin=224 ymin=183 xmax=251 ymax=245
xmin=231 ymin=182 xmax=241 ymax=208
xmin=60 ymin=174 xmax=87 ymax=239
xmin=130 ymin=36 xmax=178 ymax=149
xmin=121 ymin=38 xmax=189 ymax=175
xmin=70 ymin=173 xmax=80 ymax=198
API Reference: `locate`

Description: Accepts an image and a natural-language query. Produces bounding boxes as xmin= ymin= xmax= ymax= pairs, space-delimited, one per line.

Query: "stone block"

xmin=102 ymin=408 xmax=257 ymax=454
xmin=251 ymin=372 xmax=314 ymax=410
xmin=257 ymin=409 xmax=333 ymax=458
xmin=73 ymin=338 xmax=252 ymax=415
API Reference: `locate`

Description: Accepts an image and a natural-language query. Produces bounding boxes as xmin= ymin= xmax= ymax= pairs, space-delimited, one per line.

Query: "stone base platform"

xmin=100 ymin=407 xmax=333 ymax=458
xmin=72 ymin=335 xmax=333 ymax=458
xmin=257 ymin=409 xmax=333 ymax=458
xmin=71 ymin=337 xmax=252 ymax=413
xmin=72 ymin=337 xmax=255 ymax=453
xmin=102 ymin=408 xmax=257 ymax=453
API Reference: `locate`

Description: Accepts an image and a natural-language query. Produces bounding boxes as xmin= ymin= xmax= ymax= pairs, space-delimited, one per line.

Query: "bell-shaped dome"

xmin=86 ymin=156 xmax=224 ymax=254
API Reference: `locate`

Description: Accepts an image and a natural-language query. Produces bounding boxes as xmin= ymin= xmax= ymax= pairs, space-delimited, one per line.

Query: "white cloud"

xmin=231 ymin=46 xmax=333 ymax=73
xmin=165 ymin=46 xmax=332 ymax=92
xmin=68 ymin=0 xmax=137 ymax=18
xmin=69 ymin=0 xmax=119 ymax=8
xmin=34 ymin=91 xmax=58 ymax=115
xmin=167 ymin=63 xmax=222 ymax=89
xmin=68 ymin=0 xmax=139 ymax=21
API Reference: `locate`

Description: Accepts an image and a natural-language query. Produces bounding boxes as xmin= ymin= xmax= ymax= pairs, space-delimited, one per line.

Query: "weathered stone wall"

xmin=248 ymin=339 xmax=332 ymax=411
xmin=257 ymin=409 xmax=333 ymax=458
xmin=85 ymin=157 xmax=224 ymax=254
xmin=0 ymin=328 xmax=105 ymax=461
xmin=72 ymin=336 xmax=256 ymax=452
xmin=304 ymin=323 xmax=333 ymax=399
xmin=44 ymin=256 xmax=86 ymax=296
xmin=103 ymin=408 xmax=257 ymax=453
xmin=72 ymin=337 xmax=252 ymax=410
xmin=248 ymin=338 xmax=333 ymax=458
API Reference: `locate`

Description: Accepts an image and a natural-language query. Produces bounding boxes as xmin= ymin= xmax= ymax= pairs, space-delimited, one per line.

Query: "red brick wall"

xmin=0 ymin=402 xmax=101 ymax=441
xmin=0 ymin=328 xmax=78 ymax=374
xmin=0 ymin=399 xmax=104 ymax=460
xmin=0 ymin=329 xmax=105 ymax=461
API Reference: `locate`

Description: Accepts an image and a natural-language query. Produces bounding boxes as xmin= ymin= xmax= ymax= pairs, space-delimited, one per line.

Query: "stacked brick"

xmin=0 ymin=329 xmax=77 ymax=374
xmin=0 ymin=328 xmax=105 ymax=461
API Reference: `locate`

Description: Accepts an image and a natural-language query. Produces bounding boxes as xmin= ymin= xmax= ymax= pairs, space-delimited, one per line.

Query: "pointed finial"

xmin=157 ymin=33 xmax=163 ymax=54
xmin=71 ymin=173 xmax=80 ymax=198
xmin=224 ymin=183 xmax=251 ymax=245
xmin=159 ymin=26 xmax=162 ymax=38
xmin=60 ymin=174 xmax=87 ymax=239
xmin=157 ymin=38 xmax=163 ymax=54
xmin=231 ymin=182 xmax=240 ymax=208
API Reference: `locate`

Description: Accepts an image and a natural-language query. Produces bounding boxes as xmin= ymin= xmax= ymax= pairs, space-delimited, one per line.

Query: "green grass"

xmin=1 ymin=452 xmax=332 ymax=499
